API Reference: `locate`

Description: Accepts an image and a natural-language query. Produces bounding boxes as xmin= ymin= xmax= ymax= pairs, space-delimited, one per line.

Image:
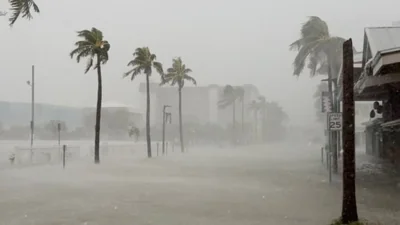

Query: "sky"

xmin=0 ymin=0 xmax=399 ymax=126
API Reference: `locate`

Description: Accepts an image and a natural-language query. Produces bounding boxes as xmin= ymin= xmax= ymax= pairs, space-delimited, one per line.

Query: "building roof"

xmin=365 ymin=27 xmax=400 ymax=57
xmin=84 ymin=102 xmax=142 ymax=114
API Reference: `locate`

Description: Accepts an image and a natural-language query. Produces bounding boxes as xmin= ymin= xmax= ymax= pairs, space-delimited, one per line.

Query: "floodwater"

xmin=0 ymin=141 xmax=400 ymax=225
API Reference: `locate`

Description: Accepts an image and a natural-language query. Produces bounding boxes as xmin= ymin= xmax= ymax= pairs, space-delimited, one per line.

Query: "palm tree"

xmin=218 ymin=85 xmax=239 ymax=144
xmin=8 ymin=0 xmax=40 ymax=26
xmin=128 ymin=126 xmax=140 ymax=142
xmin=235 ymin=87 xmax=245 ymax=134
xmin=248 ymin=100 xmax=260 ymax=142
xmin=258 ymin=96 xmax=267 ymax=142
xmin=160 ymin=57 xmax=196 ymax=153
xmin=290 ymin=16 xmax=345 ymax=79
xmin=70 ymin=27 xmax=110 ymax=164
xmin=123 ymin=47 xmax=163 ymax=158
xmin=290 ymin=16 xmax=345 ymax=173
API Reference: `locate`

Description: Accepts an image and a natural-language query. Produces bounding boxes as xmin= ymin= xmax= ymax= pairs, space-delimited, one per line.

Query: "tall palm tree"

xmin=218 ymin=85 xmax=239 ymax=144
xmin=70 ymin=27 xmax=110 ymax=164
xmin=123 ymin=47 xmax=163 ymax=158
xmin=8 ymin=0 xmax=40 ymax=26
xmin=160 ymin=57 xmax=196 ymax=153
xmin=290 ymin=16 xmax=345 ymax=173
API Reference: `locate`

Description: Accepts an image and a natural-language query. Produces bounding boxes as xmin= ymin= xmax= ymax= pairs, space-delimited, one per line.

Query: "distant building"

xmin=139 ymin=83 xmax=260 ymax=127
xmin=83 ymin=102 xmax=144 ymax=128
xmin=0 ymin=101 xmax=83 ymax=129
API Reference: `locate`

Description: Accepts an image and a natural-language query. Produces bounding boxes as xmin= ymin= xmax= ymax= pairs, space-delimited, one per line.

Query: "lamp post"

xmin=162 ymin=105 xmax=171 ymax=155
xmin=27 ymin=65 xmax=35 ymax=162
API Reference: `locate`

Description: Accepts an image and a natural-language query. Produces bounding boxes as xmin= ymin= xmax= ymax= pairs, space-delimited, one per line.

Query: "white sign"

xmin=328 ymin=112 xmax=342 ymax=131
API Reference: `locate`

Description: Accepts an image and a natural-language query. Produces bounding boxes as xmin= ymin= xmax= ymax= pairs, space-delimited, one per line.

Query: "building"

xmin=139 ymin=83 xmax=260 ymax=128
xmin=83 ymin=102 xmax=143 ymax=127
xmin=337 ymin=26 xmax=400 ymax=161
xmin=0 ymin=101 xmax=83 ymax=129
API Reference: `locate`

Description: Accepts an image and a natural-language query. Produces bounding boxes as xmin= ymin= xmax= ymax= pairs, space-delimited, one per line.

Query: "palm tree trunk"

xmin=341 ymin=38 xmax=358 ymax=223
xmin=94 ymin=55 xmax=102 ymax=164
xmin=145 ymin=74 xmax=152 ymax=158
xmin=178 ymin=87 xmax=184 ymax=152
xmin=232 ymin=101 xmax=236 ymax=145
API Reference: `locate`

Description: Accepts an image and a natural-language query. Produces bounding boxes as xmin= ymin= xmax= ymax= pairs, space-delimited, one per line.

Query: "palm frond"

xmin=289 ymin=39 xmax=303 ymax=51
xmin=85 ymin=58 xmax=94 ymax=74
xmin=123 ymin=68 xmax=141 ymax=80
xmin=183 ymin=74 xmax=197 ymax=85
xmin=160 ymin=73 xmax=175 ymax=86
xmin=9 ymin=0 xmax=40 ymax=26
xmin=218 ymin=99 xmax=233 ymax=109
xmin=153 ymin=61 xmax=163 ymax=75
xmin=183 ymin=68 xmax=192 ymax=73
xmin=70 ymin=27 xmax=109 ymax=74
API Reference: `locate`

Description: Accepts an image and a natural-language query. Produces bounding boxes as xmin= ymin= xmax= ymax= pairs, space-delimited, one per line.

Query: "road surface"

xmin=0 ymin=142 xmax=399 ymax=225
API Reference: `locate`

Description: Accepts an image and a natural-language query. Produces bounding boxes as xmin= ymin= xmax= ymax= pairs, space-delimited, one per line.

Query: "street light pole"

xmin=162 ymin=105 xmax=171 ymax=155
xmin=31 ymin=65 xmax=35 ymax=148
xmin=27 ymin=65 xmax=35 ymax=162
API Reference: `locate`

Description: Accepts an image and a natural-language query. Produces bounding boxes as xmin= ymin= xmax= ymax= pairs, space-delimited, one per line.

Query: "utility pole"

xmin=341 ymin=38 xmax=358 ymax=223
xmin=27 ymin=65 xmax=35 ymax=162
xmin=162 ymin=105 xmax=171 ymax=155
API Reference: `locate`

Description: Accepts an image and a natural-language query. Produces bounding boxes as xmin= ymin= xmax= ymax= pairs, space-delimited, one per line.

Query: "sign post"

xmin=327 ymin=112 xmax=342 ymax=183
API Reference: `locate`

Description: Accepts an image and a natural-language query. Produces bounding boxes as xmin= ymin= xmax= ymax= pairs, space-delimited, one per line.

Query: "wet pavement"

xmin=0 ymin=142 xmax=399 ymax=225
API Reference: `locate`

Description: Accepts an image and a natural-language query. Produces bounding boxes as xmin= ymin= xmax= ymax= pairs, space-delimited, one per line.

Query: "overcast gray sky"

xmin=0 ymin=0 xmax=399 ymax=126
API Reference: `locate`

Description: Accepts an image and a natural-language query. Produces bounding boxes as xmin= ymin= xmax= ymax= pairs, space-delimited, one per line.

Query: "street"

xmin=0 ymin=142 xmax=399 ymax=225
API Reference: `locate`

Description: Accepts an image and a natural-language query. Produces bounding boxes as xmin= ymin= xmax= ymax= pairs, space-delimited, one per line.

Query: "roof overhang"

xmin=371 ymin=47 xmax=400 ymax=76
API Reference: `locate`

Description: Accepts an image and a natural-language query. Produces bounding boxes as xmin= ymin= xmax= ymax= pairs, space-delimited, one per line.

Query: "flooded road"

xmin=0 ymin=142 xmax=399 ymax=225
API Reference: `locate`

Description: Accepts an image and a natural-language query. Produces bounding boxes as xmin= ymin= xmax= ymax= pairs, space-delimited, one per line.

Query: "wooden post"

xmin=62 ymin=145 xmax=66 ymax=169
xmin=341 ymin=38 xmax=359 ymax=223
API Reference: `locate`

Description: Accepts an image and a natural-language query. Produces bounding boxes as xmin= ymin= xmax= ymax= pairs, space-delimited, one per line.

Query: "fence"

xmin=89 ymin=142 xmax=147 ymax=157
xmin=14 ymin=145 xmax=81 ymax=165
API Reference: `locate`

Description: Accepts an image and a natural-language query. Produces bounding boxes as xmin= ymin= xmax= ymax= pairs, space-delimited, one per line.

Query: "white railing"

xmin=14 ymin=145 xmax=81 ymax=165
xmin=89 ymin=142 xmax=147 ymax=156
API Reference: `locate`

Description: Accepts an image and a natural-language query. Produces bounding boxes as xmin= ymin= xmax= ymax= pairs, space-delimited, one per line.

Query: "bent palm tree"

xmin=218 ymin=85 xmax=238 ymax=145
xmin=123 ymin=47 xmax=163 ymax=158
xmin=290 ymin=16 xmax=345 ymax=78
xmin=70 ymin=27 xmax=110 ymax=164
xmin=161 ymin=57 xmax=196 ymax=153
xmin=8 ymin=0 xmax=40 ymax=26
xmin=290 ymin=16 xmax=345 ymax=173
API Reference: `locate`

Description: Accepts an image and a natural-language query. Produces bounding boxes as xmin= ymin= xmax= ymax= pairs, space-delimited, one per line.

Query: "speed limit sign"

xmin=328 ymin=112 xmax=342 ymax=131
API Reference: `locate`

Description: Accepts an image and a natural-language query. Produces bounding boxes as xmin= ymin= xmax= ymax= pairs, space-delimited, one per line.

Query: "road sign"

xmin=321 ymin=91 xmax=332 ymax=113
xmin=327 ymin=112 xmax=342 ymax=131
